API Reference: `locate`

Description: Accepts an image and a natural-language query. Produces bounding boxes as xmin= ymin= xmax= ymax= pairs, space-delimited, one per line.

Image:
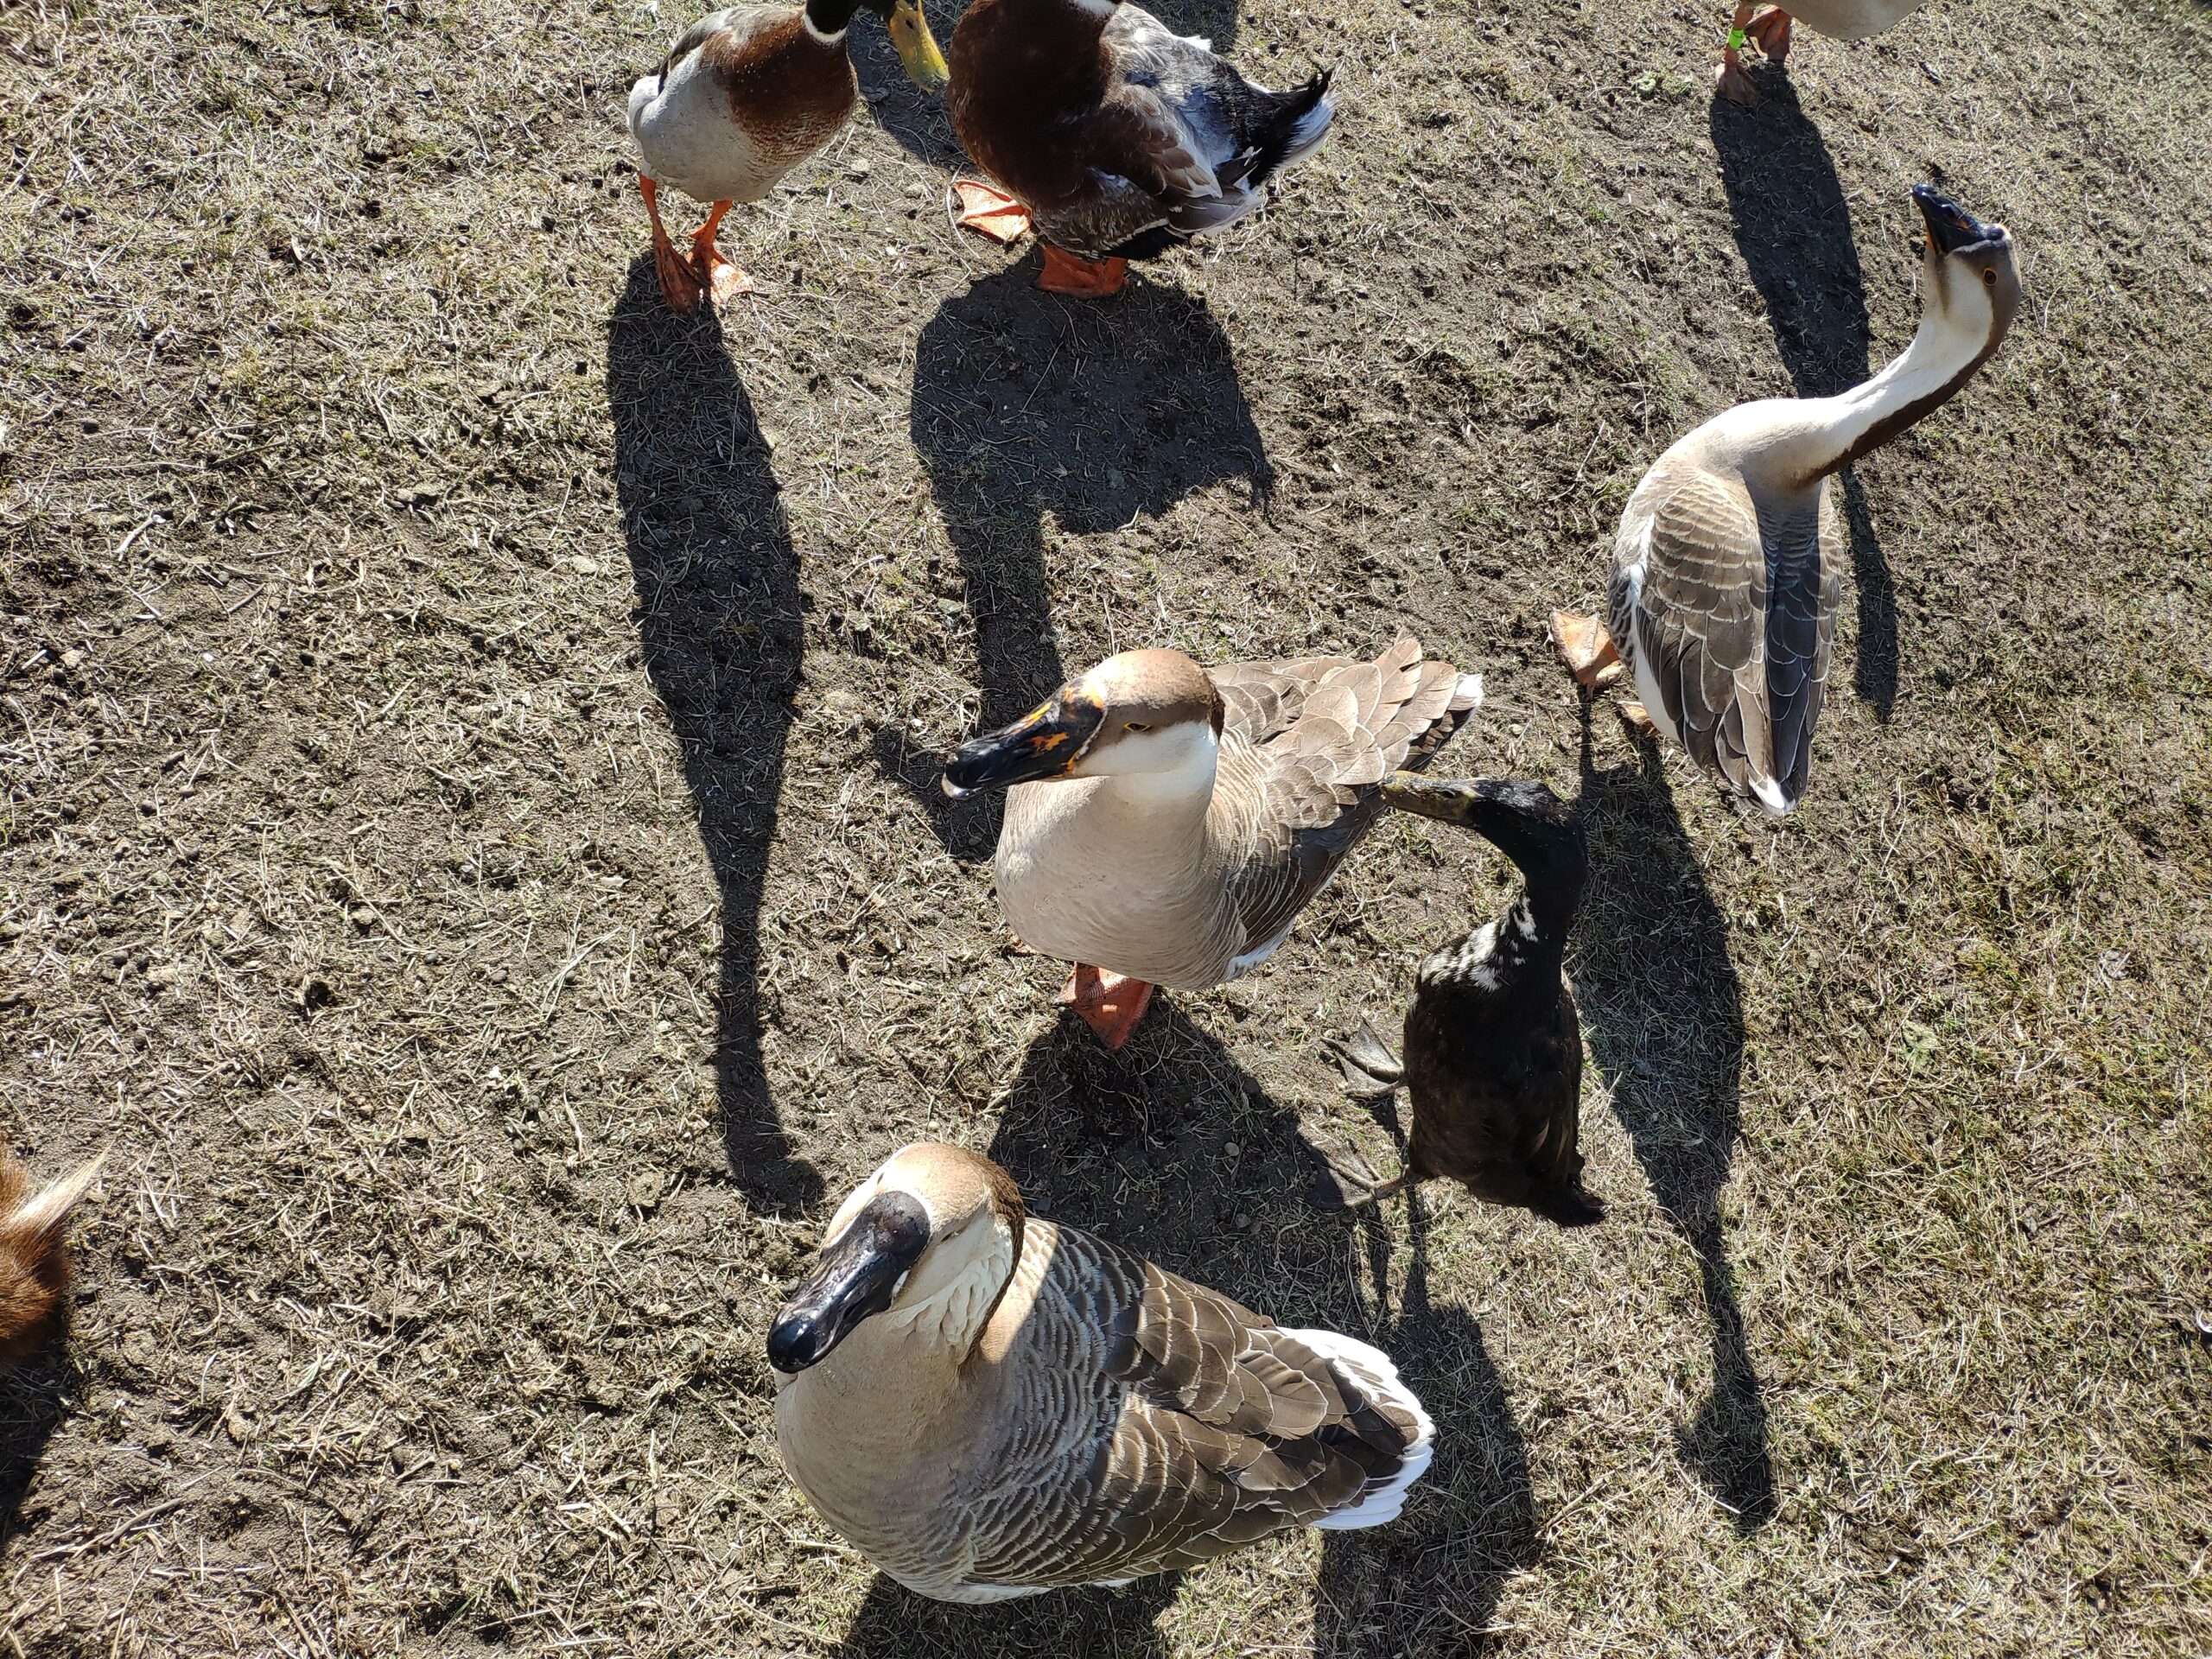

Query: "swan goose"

xmin=940 ymin=639 xmax=1483 ymax=1046
xmin=1716 ymin=1 xmax=1924 ymax=105
xmin=770 ymin=1142 xmax=1433 ymax=1600
xmin=626 ymin=0 xmax=948 ymax=309
xmin=1325 ymin=779 xmax=1603 ymax=1226
xmin=1 ymin=1147 xmax=105 ymax=1371
xmin=1550 ymin=184 xmax=2020 ymax=817
xmin=944 ymin=0 xmax=1335 ymax=296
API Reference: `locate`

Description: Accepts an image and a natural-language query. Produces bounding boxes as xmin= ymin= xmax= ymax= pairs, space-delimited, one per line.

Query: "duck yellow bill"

xmin=888 ymin=0 xmax=949 ymax=92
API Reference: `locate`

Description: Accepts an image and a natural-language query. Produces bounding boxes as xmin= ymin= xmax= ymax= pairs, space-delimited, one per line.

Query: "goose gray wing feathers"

xmin=960 ymin=1226 xmax=1423 ymax=1586
xmin=1211 ymin=638 xmax=1479 ymax=968
xmin=1623 ymin=469 xmax=1838 ymax=809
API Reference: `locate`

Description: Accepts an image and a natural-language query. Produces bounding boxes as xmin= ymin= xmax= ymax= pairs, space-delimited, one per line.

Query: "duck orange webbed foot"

xmin=1037 ymin=245 xmax=1129 ymax=298
xmin=1549 ymin=610 xmax=1623 ymax=688
xmin=1059 ymin=963 xmax=1154 ymax=1050
xmin=689 ymin=200 xmax=753 ymax=304
xmin=640 ymin=176 xmax=703 ymax=312
xmin=950 ymin=178 xmax=1032 ymax=245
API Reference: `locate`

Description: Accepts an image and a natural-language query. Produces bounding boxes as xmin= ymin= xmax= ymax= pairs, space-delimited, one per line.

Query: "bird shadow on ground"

xmin=1313 ymin=1188 xmax=1538 ymax=1657
xmin=606 ymin=257 xmax=821 ymax=1213
xmin=0 ymin=1360 xmax=71 ymax=1563
xmin=1568 ymin=709 xmax=1774 ymax=1531
xmin=1710 ymin=71 xmax=1897 ymax=720
xmin=885 ymin=264 xmax=1273 ymax=856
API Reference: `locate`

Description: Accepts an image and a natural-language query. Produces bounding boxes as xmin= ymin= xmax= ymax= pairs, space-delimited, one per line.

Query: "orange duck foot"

xmin=690 ymin=201 xmax=753 ymax=303
xmin=950 ymin=178 xmax=1032 ymax=245
xmin=1549 ymin=610 xmax=1623 ymax=687
xmin=1058 ymin=964 xmax=1154 ymax=1049
xmin=1038 ymin=245 xmax=1128 ymax=298
xmin=1745 ymin=6 xmax=1793 ymax=59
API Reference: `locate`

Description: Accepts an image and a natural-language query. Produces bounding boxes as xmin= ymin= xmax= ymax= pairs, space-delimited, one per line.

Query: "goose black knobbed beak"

xmin=767 ymin=1191 xmax=931 ymax=1374
xmin=941 ymin=686 xmax=1107 ymax=798
xmin=1913 ymin=183 xmax=2003 ymax=255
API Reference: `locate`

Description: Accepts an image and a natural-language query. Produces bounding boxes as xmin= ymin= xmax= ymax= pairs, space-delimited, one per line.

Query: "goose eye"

xmin=1981 ymin=267 xmax=1998 ymax=287
xmin=1123 ymin=721 xmax=1153 ymax=734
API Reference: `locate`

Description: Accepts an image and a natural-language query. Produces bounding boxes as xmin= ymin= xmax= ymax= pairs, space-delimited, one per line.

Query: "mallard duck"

xmin=771 ymin=1142 xmax=1433 ymax=1600
xmin=944 ymin=0 xmax=1334 ymax=296
xmin=1 ymin=1147 xmax=105 ymax=1371
xmin=1324 ymin=778 xmax=1603 ymax=1227
xmin=1550 ymin=185 xmax=2020 ymax=816
xmin=1715 ymin=1 xmax=1924 ymax=105
xmin=941 ymin=639 xmax=1482 ymax=1046
xmin=626 ymin=0 xmax=948 ymax=309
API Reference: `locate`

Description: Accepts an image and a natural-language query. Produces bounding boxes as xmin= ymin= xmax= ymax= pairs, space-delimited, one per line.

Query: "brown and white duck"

xmin=1716 ymin=1 xmax=1925 ymax=105
xmin=1325 ymin=778 xmax=1603 ymax=1227
xmin=1550 ymin=185 xmax=2020 ymax=816
xmin=944 ymin=0 xmax=1334 ymax=296
xmin=626 ymin=0 xmax=948 ymax=309
xmin=1 ymin=1147 xmax=105 ymax=1371
xmin=771 ymin=1142 xmax=1433 ymax=1600
xmin=941 ymin=639 xmax=1483 ymax=1047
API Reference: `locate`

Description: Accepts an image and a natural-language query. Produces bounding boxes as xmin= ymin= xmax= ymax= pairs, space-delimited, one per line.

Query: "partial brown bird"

xmin=0 ymin=1147 xmax=105 ymax=1370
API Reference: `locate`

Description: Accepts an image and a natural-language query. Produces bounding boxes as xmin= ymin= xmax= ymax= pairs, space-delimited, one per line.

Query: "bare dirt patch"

xmin=3 ymin=0 xmax=2209 ymax=1653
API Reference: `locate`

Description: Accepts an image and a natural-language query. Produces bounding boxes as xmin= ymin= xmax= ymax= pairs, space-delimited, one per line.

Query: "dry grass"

xmin=3 ymin=0 xmax=2209 ymax=1652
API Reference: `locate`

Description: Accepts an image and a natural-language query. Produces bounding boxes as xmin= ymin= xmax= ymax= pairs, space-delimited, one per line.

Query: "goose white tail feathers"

xmin=1749 ymin=776 xmax=1795 ymax=818
xmin=1284 ymin=1326 xmax=1436 ymax=1529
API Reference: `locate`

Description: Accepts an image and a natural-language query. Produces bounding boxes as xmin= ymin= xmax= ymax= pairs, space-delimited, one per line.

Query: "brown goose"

xmin=941 ymin=639 xmax=1483 ymax=1046
xmin=1 ymin=1147 xmax=105 ymax=1371
xmin=1325 ymin=778 xmax=1603 ymax=1227
xmin=770 ymin=1143 xmax=1433 ymax=1600
xmin=1550 ymin=185 xmax=2021 ymax=816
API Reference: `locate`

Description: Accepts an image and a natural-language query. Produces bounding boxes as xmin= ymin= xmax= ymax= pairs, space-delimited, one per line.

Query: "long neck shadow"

xmin=1569 ymin=722 xmax=1773 ymax=1530
xmin=1711 ymin=78 xmax=1899 ymax=719
xmin=892 ymin=266 xmax=1272 ymax=853
xmin=0 ymin=1357 xmax=71 ymax=1562
xmin=606 ymin=259 xmax=822 ymax=1211
xmin=1315 ymin=1190 xmax=1537 ymax=1657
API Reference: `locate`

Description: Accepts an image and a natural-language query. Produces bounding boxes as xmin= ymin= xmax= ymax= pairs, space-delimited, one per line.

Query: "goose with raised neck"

xmin=1549 ymin=184 xmax=2021 ymax=817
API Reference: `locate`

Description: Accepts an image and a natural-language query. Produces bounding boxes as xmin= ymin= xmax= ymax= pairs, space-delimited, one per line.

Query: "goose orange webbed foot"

xmin=950 ymin=178 xmax=1032 ymax=244
xmin=1549 ymin=610 xmax=1624 ymax=688
xmin=1745 ymin=6 xmax=1793 ymax=60
xmin=1037 ymin=245 xmax=1129 ymax=298
xmin=1059 ymin=963 xmax=1154 ymax=1050
xmin=1714 ymin=47 xmax=1760 ymax=105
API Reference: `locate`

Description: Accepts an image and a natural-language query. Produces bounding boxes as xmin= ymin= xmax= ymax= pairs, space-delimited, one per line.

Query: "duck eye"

xmin=1124 ymin=721 xmax=1153 ymax=734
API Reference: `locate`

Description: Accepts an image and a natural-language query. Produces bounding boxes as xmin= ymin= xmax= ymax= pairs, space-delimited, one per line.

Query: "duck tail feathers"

xmin=1235 ymin=68 xmax=1335 ymax=192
